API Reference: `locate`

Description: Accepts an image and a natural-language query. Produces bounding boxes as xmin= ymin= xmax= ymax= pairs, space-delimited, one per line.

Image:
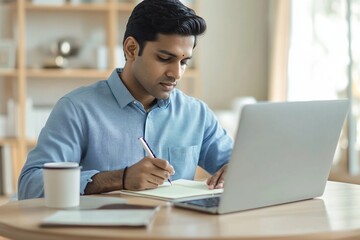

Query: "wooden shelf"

xmin=0 ymin=2 xmax=16 ymax=8
xmin=25 ymin=68 xmax=197 ymax=79
xmin=0 ymin=138 xmax=39 ymax=148
xmin=25 ymin=2 xmax=111 ymax=11
xmin=1 ymin=1 xmax=137 ymax=11
xmin=0 ymin=69 xmax=17 ymax=77
xmin=24 ymin=2 xmax=136 ymax=11
xmin=19 ymin=2 xmax=190 ymax=12
xmin=115 ymin=2 xmax=137 ymax=12
xmin=0 ymin=138 xmax=18 ymax=146
xmin=26 ymin=69 xmax=111 ymax=79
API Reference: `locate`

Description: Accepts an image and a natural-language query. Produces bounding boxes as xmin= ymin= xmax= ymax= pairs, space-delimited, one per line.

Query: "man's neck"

xmin=119 ymin=68 xmax=156 ymax=111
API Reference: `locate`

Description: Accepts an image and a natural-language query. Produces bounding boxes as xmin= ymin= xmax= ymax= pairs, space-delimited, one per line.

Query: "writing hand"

xmin=207 ymin=164 xmax=228 ymax=190
xmin=124 ymin=157 xmax=175 ymax=190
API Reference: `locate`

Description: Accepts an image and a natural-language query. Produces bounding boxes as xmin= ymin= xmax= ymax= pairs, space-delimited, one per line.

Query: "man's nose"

xmin=166 ymin=63 xmax=183 ymax=80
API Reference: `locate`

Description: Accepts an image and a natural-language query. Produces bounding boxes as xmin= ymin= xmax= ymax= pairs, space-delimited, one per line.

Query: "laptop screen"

xmin=175 ymin=100 xmax=349 ymax=215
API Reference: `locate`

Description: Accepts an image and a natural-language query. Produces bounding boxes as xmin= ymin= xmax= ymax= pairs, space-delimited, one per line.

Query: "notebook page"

xmin=122 ymin=179 xmax=223 ymax=200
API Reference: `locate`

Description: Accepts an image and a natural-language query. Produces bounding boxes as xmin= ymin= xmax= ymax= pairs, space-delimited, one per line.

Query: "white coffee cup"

xmin=43 ymin=162 xmax=81 ymax=208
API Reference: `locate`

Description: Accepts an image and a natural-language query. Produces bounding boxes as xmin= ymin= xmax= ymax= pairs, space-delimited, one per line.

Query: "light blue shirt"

xmin=18 ymin=68 xmax=233 ymax=200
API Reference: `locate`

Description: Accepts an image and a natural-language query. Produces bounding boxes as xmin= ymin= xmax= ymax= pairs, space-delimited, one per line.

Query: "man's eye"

xmin=158 ymin=56 xmax=170 ymax=62
xmin=181 ymin=61 xmax=188 ymax=66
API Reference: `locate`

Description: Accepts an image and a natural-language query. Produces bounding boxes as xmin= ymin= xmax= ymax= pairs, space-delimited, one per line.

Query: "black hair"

xmin=123 ymin=0 xmax=207 ymax=56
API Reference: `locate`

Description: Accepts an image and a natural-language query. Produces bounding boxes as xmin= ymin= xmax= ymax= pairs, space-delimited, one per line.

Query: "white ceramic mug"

xmin=43 ymin=162 xmax=81 ymax=208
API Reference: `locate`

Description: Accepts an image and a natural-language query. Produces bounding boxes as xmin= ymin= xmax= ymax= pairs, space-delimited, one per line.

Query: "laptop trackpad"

xmin=182 ymin=197 xmax=221 ymax=208
xmin=174 ymin=196 xmax=221 ymax=214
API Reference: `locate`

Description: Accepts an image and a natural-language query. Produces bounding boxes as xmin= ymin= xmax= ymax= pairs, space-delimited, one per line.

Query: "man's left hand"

xmin=206 ymin=164 xmax=228 ymax=190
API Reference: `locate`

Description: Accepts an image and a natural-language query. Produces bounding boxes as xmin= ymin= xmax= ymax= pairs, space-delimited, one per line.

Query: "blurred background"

xmin=0 ymin=0 xmax=359 ymax=199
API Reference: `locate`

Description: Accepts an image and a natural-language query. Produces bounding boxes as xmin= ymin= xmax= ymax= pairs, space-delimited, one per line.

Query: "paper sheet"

xmin=122 ymin=179 xmax=223 ymax=201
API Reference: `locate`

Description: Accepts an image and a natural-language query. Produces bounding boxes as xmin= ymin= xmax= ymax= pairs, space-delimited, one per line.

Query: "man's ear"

xmin=123 ymin=37 xmax=139 ymax=61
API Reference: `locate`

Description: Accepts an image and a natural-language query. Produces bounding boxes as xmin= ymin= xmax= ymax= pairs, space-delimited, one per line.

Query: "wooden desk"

xmin=0 ymin=181 xmax=360 ymax=240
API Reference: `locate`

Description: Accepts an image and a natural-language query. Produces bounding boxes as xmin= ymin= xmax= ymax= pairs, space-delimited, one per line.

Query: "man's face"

xmin=131 ymin=34 xmax=195 ymax=100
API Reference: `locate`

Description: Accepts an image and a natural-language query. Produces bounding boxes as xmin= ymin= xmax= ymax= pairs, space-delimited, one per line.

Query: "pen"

xmin=138 ymin=137 xmax=172 ymax=185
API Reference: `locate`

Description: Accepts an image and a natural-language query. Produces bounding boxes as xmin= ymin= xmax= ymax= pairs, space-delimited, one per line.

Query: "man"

xmin=18 ymin=0 xmax=233 ymax=199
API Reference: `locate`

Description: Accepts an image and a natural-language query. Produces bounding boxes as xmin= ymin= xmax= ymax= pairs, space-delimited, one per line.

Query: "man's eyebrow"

xmin=158 ymin=50 xmax=192 ymax=60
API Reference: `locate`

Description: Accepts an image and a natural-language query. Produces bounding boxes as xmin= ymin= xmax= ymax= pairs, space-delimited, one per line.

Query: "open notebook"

xmin=121 ymin=179 xmax=223 ymax=201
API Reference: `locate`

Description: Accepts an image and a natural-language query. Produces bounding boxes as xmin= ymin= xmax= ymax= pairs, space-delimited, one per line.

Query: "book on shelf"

xmin=26 ymin=98 xmax=53 ymax=140
xmin=0 ymin=115 xmax=6 ymax=138
xmin=121 ymin=179 xmax=223 ymax=202
xmin=6 ymin=99 xmax=18 ymax=137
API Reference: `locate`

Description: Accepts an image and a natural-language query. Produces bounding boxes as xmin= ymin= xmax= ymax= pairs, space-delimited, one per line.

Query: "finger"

xmin=216 ymin=169 xmax=226 ymax=186
xmin=207 ymin=174 xmax=220 ymax=190
xmin=215 ymin=177 xmax=225 ymax=189
xmin=150 ymin=158 xmax=168 ymax=169
xmin=150 ymin=168 xmax=171 ymax=181
xmin=206 ymin=177 xmax=212 ymax=185
xmin=215 ymin=182 xmax=224 ymax=189
xmin=212 ymin=165 xmax=228 ymax=189
xmin=207 ymin=169 xmax=225 ymax=189
xmin=150 ymin=158 xmax=175 ymax=175
xmin=147 ymin=174 xmax=166 ymax=186
xmin=126 ymin=160 xmax=162 ymax=190
xmin=207 ymin=177 xmax=215 ymax=190
xmin=136 ymin=158 xmax=172 ymax=182
xmin=168 ymin=165 xmax=175 ymax=175
xmin=143 ymin=181 xmax=159 ymax=190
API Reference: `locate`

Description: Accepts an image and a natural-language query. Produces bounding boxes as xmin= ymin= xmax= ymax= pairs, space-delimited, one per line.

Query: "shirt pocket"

xmin=168 ymin=145 xmax=201 ymax=180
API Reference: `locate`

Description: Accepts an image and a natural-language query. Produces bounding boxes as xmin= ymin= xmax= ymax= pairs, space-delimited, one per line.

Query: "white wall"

xmin=198 ymin=0 xmax=269 ymax=109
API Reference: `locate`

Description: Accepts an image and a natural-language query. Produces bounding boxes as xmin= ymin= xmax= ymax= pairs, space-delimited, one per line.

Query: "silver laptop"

xmin=174 ymin=99 xmax=349 ymax=214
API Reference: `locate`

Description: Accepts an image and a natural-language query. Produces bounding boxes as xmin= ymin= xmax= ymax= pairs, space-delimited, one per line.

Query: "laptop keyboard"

xmin=185 ymin=197 xmax=220 ymax=208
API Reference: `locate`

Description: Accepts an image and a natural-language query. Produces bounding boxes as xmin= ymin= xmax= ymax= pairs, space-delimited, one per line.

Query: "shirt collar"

xmin=157 ymin=97 xmax=171 ymax=109
xmin=107 ymin=68 xmax=171 ymax=109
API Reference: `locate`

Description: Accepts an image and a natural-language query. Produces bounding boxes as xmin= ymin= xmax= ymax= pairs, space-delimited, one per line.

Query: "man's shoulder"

xmin=54 ymin=80 xmax=109 ymax=111
xmin=64 ymin=80 xmax=108 ymax=100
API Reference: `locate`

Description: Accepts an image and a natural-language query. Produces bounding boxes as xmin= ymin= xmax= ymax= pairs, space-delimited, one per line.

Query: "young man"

xmin=18 ymin=0 xmax=233 ymax=199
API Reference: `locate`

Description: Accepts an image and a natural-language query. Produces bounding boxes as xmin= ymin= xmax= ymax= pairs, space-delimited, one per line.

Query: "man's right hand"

xmin=124 ymin=157 xmax=175 ymax=190
xmin=84 ymin=157 xmax=175 ymax=195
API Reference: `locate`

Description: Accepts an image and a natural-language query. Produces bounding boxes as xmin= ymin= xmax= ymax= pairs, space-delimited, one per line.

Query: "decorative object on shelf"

xmin=6 ymin=99 xmax=18 ymax=137
xmin=43 ymin=38 xmax=79 ymax=69
xmin=0 ymin=115 xmax=6 ymax=138
xmin=0 ymin=39 xmax=16 ymax=69
xmin=96 ymin=45 xmax=108 ymax=70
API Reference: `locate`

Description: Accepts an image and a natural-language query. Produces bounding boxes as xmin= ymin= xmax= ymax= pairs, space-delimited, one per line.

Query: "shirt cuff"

xmin=80 ymin=170 xmax=100 ymax=195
